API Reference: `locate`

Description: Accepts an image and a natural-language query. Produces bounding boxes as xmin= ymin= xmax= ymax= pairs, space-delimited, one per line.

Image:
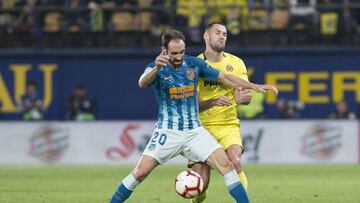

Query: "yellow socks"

xmin=239 ymin=171 xmax=248 ymax=191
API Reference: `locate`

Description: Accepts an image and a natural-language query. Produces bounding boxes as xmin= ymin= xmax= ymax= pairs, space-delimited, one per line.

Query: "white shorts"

xmin=142 ymin=127 xmax=222 ymax=164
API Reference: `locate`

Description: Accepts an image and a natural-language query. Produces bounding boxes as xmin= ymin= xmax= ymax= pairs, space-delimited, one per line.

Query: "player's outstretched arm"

xmin=138 ymin=50 xmax=170 ymax=88
xmin=218 ymin=72 xmax=278 ymax=95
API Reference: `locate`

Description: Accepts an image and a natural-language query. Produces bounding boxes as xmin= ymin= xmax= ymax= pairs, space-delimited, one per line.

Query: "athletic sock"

xmin=224 ymin=170 xmax=250 ymax=203
xmin=239 ymin=171 xmax=248 ymax=191
xmin=109 ymin=174 xmax=140 ymax=203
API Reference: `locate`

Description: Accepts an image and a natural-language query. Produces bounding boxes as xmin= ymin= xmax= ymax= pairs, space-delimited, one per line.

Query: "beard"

xmin=210 ymin=42 xmax=225 ymax=53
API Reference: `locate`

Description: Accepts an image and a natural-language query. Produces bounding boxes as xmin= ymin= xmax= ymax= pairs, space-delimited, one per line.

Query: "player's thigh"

xmin=142 ymin=129 xmax=184 ymax=164
xmin=216 ymin=124 xmax=243 ymax=150
xmin=182 ymin=127 xmax=222 ymax=163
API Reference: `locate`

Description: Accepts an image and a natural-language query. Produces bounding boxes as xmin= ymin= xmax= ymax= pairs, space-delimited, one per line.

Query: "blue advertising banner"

xmin=0 ymin=48 xmax=359 ymax=120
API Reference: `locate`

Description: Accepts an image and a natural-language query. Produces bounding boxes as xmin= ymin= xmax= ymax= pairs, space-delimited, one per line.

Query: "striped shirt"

xmin=145 ymin=55 xmax=220 ymax=131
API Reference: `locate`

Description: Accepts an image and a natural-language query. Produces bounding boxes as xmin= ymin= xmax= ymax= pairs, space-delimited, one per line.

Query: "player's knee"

xmin=207 ymin=149 xmax=234 ymax=174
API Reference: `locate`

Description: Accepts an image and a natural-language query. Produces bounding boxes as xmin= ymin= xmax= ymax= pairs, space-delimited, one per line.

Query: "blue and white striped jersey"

xmin=145 ymin=55 xmax=220 ymax=131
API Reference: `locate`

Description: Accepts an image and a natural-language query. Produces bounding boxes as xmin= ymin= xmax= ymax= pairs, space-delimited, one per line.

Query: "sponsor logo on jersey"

xmin=169 ymin=85 xmax=195 ymax=99
xmin=204 ymin=80 xmax=223 ymax=87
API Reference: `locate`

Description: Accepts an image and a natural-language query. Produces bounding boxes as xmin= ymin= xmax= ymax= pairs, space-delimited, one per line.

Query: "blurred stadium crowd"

xmin=0 ymin=0 xmax=360 ymax=47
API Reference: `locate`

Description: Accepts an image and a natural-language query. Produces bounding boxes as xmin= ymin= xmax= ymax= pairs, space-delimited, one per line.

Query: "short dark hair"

xmin=27 ymin=81 xmax=37 ymax=88
xmin=161 ymin=29 xmax=185 ymax=49
xmin=206 ymin=22 xmax=226 ymax=31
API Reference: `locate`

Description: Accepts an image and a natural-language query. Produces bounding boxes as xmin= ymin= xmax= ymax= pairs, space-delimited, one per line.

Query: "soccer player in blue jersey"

xmin=109 ymin=29 xmax=278 ymax=203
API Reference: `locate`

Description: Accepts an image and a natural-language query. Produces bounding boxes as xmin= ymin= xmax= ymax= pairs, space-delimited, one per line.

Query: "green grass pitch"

xmin=1 ymin=164 xmax=360 ymax=203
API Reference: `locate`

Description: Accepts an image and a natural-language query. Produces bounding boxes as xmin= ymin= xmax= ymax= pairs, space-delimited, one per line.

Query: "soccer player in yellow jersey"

xmin=191 ymin=22 xmax=252 ymax=203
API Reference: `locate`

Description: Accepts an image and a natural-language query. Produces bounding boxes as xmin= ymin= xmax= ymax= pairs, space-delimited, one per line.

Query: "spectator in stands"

xmin=287 ymin=0 xmax=317 ymax=43
xmin=0 ymin=0 xmax=18 ymax=34
xmin=63 ymin=0 xmax=89 ymax=33
xmin=318 ymin=0 xmax=341 ymax=43
xmin=133 ymin=0 xmax=152 ymax=32
xmin=18 ymin=81 xmax=44 ymax=121
xmin=344 ymin=0 xmax=360 ymax=37
xmin=275 ymin=98 xmax=303 ymax=119
xmin=108 ymin=0 xmax=138 ymax=32
xmin=176 ymin=0 xmax=206 ymax=42
xmin=150 ymin=0 xmax=174 ymax=36
xmin=88 ymin=0 xmax=105 ymax=32
xmin=0 ymin=12 xmax=14 ymax=34
xmin=87 ymin=0 xmax=134 ymax=32
xmin=269 ymin=0 xmax=291 ymax=41
xmin=224 ymin=0 xmax=250 ymax=34
xmin=329 ymin=100 xmax=356 ymax=119
xmin=248 ymin=0 xmax=269 ymax=31
xmin=65 ymin=84 xmax=95 ymax=121
xmin=13 ymin=0 xmax=41 ymax=33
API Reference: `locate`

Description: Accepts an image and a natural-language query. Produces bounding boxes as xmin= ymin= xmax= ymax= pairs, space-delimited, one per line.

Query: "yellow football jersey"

xmin=198 ymin=52 xmax=248 ymax=126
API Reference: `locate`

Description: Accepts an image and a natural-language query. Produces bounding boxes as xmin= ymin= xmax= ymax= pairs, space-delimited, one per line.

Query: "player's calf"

xmin=206 ymin=149 xmax=250 ymax=203
xmin=190 ymin=163 xmax=211 ymax=203
xmin=226 ymin=145 xmax=244 ymax=173
xmin=230 ymin=156 xmax=242 ymax=173
xmin=191 ymin=163 xmax=211 ymax=191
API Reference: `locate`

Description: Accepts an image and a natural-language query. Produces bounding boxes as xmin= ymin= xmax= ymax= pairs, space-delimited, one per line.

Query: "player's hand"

xmin=234 ymin=88 xmax=252 ymax=104
xmin=255 ymin=84 xmax=278 ymax=95
xmin=155 ymin=50 xmax=170 ymax=70
xmin=211 ymin=96 xmax=232 ymax=107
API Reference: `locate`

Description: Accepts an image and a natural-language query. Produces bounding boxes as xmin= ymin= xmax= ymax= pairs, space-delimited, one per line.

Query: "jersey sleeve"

xmin=197 ymin=58 xmax=220 ymax=81
xmin=144 ymin=61 xmax=157 ymax=86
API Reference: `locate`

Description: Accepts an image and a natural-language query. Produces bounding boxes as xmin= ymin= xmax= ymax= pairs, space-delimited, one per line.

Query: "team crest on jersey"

xmin=226 ymin=64 xmax=234 ymax=72
xmin=186 ymin=69 xmax=195 ymax=81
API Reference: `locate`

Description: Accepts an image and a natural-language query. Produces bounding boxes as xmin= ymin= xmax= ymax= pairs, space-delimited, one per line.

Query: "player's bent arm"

xmin=138 ymin=66 xmax=161 ymax=88
xmin=198 ymin=99 xmax=215 ymax=112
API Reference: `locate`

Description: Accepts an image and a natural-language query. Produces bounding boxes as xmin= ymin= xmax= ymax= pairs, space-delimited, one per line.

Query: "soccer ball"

xmin=174 ymin=170 xmax=204 ymax=199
